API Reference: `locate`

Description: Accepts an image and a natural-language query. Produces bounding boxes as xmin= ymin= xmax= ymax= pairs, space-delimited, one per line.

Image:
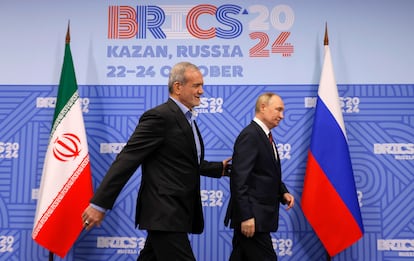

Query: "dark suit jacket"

xmin=91 ymin=98 xmax=223 ymax=234
xmin=225 ymin=121 xmax=289 ymax=232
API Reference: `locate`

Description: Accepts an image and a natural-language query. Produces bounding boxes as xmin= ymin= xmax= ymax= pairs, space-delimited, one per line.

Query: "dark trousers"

xmin=137 ymin=230 xmax=196 ymax=261
xmin=229 ymin=229 xmax=277 ymax=261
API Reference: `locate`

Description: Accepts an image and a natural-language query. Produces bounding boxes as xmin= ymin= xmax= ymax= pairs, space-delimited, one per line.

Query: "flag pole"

xmin=303 ymin=18 xmax=363 ymax=260
xmin=326 ymin=249 xmax=332 ymax=260
xmin=33 ymin=18 xmax=93 ymax=258
xmin=324 ymin=22 xmax=331 ymax=261
xmin=66 ymin=20 xmax=71 ymax=44
xmin=47 ymin=21 xmax=71 ymax=261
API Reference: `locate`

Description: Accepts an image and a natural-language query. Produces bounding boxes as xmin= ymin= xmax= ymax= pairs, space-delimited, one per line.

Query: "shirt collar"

xmin=253 ymin=117 xmax=271 ymax=136
xmin=170 ymin=97 xmax=198 ymax=120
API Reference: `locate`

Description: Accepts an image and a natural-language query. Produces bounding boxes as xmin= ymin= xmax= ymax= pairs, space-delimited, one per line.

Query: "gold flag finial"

xmin=65 ymin=21 xmax=70 ymax=44
xmin=324 ymin=22 xmax=329 ymax=46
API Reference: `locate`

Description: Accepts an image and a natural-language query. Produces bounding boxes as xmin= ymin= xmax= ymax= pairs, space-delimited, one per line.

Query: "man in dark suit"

xmin=81 ymin=61 xmax=231 ymax=260
xmin=224 ymin=92 xmax=294 ymax=261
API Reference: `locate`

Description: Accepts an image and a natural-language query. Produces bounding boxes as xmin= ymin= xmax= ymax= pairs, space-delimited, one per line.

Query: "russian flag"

xmin=302 ymin=28 xmax=364 ymax=257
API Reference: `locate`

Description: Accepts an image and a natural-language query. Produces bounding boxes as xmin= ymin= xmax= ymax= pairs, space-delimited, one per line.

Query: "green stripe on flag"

xmin=52 ymin=43 xmax=78 ymax=127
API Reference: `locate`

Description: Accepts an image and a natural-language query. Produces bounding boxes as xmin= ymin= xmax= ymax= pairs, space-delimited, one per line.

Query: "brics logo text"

xmin=108 ymin=4 xmax=243 ymax=40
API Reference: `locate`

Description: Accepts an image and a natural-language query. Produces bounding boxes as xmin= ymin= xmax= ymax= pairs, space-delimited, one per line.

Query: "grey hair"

xmin=168 ymin=62 xmax=200 ymax=93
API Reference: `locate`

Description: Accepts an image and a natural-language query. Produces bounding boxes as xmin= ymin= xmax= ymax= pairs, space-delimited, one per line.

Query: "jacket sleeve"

xmin=90 ymin=109 xmax=164 ymax=209
xmin=199 ymin=160 xmax=223 ymax=178
xmin=279 ymin=182 xmax=290 ymax=204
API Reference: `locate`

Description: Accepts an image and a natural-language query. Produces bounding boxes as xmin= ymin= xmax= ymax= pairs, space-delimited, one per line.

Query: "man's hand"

xmin=221 ymin=157 xmax=232 ymax=176
xmin=81 ymin=205 xmax=105 ymax=231
xmin=241 ymin=218 xmax=255 ymax=238
xmin=283 ymin=193 xmax=295 ymax=210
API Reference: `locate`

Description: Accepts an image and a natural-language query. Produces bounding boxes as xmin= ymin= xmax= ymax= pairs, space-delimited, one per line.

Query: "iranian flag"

xmin=32 ymin=25 xmax=93 ymax=258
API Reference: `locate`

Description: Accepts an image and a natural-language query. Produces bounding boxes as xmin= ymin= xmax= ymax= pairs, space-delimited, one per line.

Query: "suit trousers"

xmin=229 ymin=229 xmax=277 ymax=261
xmin=137 ymin=230 xmax=196 ymax=261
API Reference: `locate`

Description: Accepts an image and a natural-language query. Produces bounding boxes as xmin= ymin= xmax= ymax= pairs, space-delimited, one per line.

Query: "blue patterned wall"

xmin=0 ymin=84 xmax=413 ymax=260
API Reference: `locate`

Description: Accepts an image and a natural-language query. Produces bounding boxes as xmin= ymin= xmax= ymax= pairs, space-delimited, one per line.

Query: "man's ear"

xmin=172 ymin=81 xmax=181 ymax=94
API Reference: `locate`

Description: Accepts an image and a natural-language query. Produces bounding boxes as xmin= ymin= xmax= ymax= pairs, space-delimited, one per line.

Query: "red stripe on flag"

xmin=33 ymin=165 xmax=92 ymax=257
xmin=302 ymin=151 xmax=363 ymax=257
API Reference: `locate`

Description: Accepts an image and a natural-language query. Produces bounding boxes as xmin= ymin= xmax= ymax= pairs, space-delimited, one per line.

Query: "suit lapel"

xmin=251 ymin=121 xmax=280 ymax=169
xmin=167 ymin=99 xmax=199 ymax=164
xmin=194 ymin=121 xmax=204 ymax=161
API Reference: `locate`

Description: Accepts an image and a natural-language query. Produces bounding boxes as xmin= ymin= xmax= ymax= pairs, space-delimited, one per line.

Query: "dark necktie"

xmin=269 ymin=132 xmax=280 ymax=162
xmin=268 ymin=132 xmax=273 ymax=144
